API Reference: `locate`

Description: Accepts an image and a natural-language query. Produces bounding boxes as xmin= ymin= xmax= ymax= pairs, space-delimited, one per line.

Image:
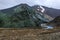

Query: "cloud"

xmin=0 ymin=0 xmax=18 ymax=9
xmin=0 ymin=0 xmax=60 ymax=9
xmin=43 ymin=0 xmax=60 ymax=8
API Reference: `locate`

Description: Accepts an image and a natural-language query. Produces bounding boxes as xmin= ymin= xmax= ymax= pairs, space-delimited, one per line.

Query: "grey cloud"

xmin=0 ymin=0 xmax=60 ymax=10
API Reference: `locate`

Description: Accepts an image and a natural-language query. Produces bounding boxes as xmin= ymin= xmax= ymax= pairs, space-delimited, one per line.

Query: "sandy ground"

xmin=0 ymin=28 xmax=60 ymax=40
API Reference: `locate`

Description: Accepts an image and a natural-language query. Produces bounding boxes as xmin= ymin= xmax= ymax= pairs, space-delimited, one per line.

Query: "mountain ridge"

xmin=0 ymin=4 xmax=60 ymax=18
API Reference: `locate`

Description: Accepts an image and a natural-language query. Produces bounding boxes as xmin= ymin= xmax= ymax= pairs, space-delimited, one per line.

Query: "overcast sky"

xmin=0 ymin=0 xmax=60 ymax=10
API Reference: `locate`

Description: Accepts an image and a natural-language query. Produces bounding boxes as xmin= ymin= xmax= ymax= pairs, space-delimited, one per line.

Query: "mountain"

xmin=32 ymin=5 xmax=60 ymax=18
xmin=42 ymin=6 xmax=60 ymax=18
xmin=0 ymin=4 xmax=50 ymax=28
xmin=0 ymin=4 xmax=30 ymax=15
xmin=0 ymin=4 xmax=60 ymax=28
xmin=32 ymin=5 xmax=54 ymax=21
xmin=32 ymin=5 xmax=60 ymax=29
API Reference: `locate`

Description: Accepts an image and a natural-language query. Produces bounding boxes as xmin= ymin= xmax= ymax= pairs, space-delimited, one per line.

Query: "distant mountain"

xmin=32 ymin=5 xmax=60 ymax=18
xmin=42 ymin=6 xmax=60 ymax=18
